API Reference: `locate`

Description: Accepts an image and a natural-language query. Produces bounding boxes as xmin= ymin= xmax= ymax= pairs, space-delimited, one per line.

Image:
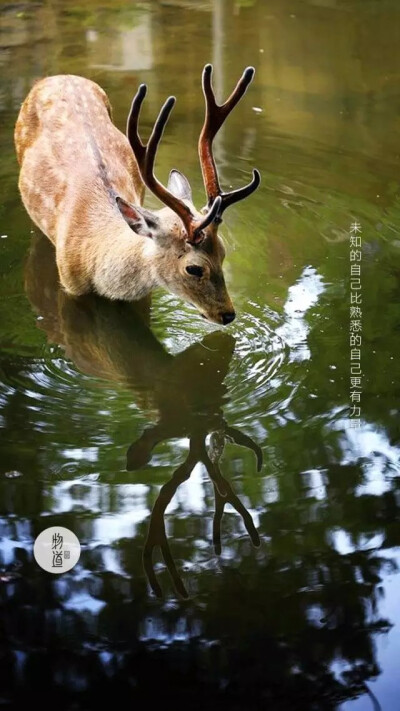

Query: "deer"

xmin=25 ymin=233 xmax=263 ymax=597
xmin=14 ymin=65 xmax=260 ymax=326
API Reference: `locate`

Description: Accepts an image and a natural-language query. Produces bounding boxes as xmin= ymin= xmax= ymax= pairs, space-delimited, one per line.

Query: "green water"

xmin=1 ymin=1 xmax=400 ymax=708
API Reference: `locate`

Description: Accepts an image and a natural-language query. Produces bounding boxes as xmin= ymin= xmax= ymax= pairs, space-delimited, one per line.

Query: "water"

xmin=1 ymin=1 xmax=400 ymax=708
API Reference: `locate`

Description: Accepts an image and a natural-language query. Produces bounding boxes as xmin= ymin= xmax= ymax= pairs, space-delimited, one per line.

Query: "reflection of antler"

xmin=209 ymin=429 xmax=261 ymax=557
xmin=139 ymin=426 xmax=262 ymax=598
xmin=143 ymin=449 xmax=196 ymax=599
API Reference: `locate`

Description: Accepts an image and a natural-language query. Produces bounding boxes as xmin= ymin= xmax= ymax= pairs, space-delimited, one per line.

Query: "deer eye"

xmin=186 ymin=265 xmax=204 ymax=278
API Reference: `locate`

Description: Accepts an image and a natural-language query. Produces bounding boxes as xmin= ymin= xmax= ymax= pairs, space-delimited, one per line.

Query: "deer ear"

xmin=167 ymin=169 xmax=192 ymax=201
xmin=116 ymin=197 xmax=158 ymax=238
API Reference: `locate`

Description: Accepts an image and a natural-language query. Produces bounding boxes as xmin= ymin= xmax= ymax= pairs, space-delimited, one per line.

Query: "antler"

xmin=127 ymin=84 xmax=222 ymax=244
xmin=199 ymin=64 xmax=261 ymax=218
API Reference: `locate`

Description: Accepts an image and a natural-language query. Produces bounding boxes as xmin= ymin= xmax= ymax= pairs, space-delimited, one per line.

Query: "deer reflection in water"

xmin=25 ymin=234 xmax=262 ymax=597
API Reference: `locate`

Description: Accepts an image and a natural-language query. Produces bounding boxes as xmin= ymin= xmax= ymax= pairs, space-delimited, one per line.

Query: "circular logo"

xmin=34 ymin=526 xmax=81 ymax=574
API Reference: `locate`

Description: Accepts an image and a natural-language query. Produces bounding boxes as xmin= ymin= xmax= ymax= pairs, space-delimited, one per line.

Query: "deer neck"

xmin=82 ymin=202 xmax=160 ymax=301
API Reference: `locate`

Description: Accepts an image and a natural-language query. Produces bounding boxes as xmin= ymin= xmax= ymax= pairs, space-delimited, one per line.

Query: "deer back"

xmin=15 ymin=74 xmax=144 ymax=240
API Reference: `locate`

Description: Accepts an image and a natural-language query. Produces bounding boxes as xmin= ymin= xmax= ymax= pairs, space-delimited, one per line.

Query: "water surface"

xmin=1 ymin=1 xmax=400 ymax=709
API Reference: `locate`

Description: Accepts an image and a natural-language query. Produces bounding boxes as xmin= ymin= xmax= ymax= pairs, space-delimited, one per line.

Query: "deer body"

xmin=15 ymin=75 xmax=166 ymax=301
xmin=15 ymin=68 xmax=260 ymax=324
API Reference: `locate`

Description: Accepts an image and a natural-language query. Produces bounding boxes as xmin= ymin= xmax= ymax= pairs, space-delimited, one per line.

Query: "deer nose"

xmin=221 ymin=311 xmax=236 ymax=325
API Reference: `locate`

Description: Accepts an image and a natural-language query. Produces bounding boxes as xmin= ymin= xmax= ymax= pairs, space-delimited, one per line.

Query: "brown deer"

xmin=15 ymin=66 xmax=260 ymax=325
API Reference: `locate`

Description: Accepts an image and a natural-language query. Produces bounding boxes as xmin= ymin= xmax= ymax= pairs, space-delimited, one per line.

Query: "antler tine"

xmin=216 ymin=169 xmax=261 ymax=218
xmin=202 ymin=64 xmax=255 ymax=135
xmin=126 ymin=83 xmax=147 ymax=166
xmin=127 ymin=88 xmax=193 ymax=234
xmin=193 ymin=194 xmax=222 ymax=236
xmin=127 ymin=84 xmax=222 ymax=244
xmin=144 ymin=96 xmax=196 ymax=234
xmin=199 ymin=64 xmax=260 ymax=215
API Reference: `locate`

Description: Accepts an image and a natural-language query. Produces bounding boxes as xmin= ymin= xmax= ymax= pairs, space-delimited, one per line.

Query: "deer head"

xmin=121 ymin=64 xmax=261 ymax=326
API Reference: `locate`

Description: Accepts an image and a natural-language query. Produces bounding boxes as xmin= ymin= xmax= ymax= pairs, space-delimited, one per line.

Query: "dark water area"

xmin=1 ymin=1 xmax=400 ymax=709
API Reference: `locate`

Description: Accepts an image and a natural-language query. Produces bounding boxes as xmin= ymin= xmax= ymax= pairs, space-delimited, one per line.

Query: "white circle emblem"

xmin=34 ymin=526 xmax=81 ymax=574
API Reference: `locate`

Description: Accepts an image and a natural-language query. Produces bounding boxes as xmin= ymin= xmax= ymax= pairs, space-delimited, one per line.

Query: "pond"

xmin=1 ymin=1 xmax=400 ymax=708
